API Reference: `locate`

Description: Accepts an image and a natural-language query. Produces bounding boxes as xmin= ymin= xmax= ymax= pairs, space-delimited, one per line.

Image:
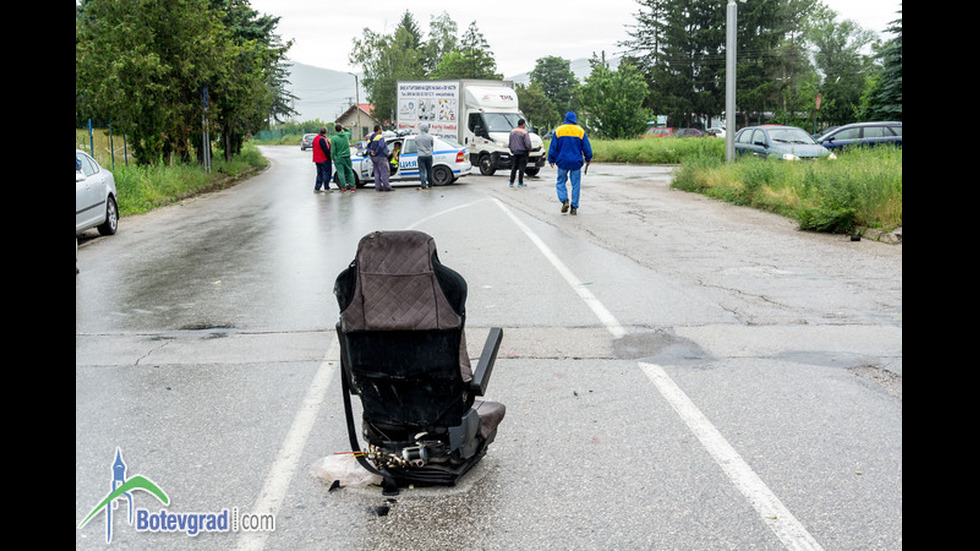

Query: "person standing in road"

xmin=331 ymin=124 xmax=356 ymax=192
xmin=313 ymin=126 xmax=332 ymax=192
xmin=547 ymin=111 xmax=592 ymax=215
xmin=508 ymin=118 xmax=532 ymax=188
xmin=366 ymin=125 xmax=392 ymax=192
xmin=415 ymin=124 xmax=435 ymax=190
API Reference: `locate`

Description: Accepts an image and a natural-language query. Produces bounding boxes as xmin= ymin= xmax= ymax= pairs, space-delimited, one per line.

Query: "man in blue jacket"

xmin=366 ymin=125 xmax=392 ymax=191
xmin=547 ymin=111 xmax=592 ymax=215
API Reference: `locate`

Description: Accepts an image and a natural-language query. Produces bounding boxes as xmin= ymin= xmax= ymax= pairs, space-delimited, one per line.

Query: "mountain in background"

xmin=282 ymin=57 xmax=619 ymax=123
xmin=283 ymin=62 xmax=367 ymax=123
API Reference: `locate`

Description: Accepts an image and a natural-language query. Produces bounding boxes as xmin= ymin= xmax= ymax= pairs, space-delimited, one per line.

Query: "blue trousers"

xmin=315 ymin=161 xmax=332 ymax=190
xmin=555 ymin=167 xmax=581 ymax=208
xmin=418 ymin=155 xmax=434 ymax=188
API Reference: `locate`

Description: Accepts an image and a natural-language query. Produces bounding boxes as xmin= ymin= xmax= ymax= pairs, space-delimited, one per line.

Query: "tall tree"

xmin=806 ymin=3 xmax=877 ymax=125
xmin=529 ymin=56 xmax=578 ymax=114
xmin=76 ymin=0 xmax=225 ymax=163
xmin=209 ymin=0 xmax=294 ymax=161
xmin=770 ymin=0 xmax=820 ymax=121
xmin=623 ymin=0 xmax=826 ymax=128
xmin=623 ymin=0 xmax=729 ymax=127
xmin=515 ymin=82 xmax=558 ymax=132
xmin=860 ymin=9 xmax=902 ymax=122
xmin=432 ymin=21 xmax=502 ymax=79
xmin=423 ymin=11 xmax=458 ymax=74
xmin=76 ymin=0 xmax=293 ymax=164
xmin=578 ymin=56 xmax=650 ymax=138
xmin=350 ymin=11 xmax=427 ymax=122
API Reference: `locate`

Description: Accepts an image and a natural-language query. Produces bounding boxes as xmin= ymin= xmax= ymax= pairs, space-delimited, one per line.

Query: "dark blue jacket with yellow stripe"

xmin=366 ymin=131 xmax=389 ymax=159
xmin=547 ymin=111 xmax=593 ymax=170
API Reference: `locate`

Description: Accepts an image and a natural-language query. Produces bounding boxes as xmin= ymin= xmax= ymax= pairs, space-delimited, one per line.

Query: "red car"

xmin=644 ymin=127 xmax=677 ymax=137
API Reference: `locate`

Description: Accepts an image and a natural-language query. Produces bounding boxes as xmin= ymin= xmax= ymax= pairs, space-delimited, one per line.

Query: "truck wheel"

xmin=478 ymin=155 xmax=496 ymax=176
xmin=525 ymin=167 xmax=540 ymax=176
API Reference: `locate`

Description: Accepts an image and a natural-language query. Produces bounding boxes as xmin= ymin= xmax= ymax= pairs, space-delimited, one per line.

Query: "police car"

xmin=347 ymin=133 xmax=472 ymax=187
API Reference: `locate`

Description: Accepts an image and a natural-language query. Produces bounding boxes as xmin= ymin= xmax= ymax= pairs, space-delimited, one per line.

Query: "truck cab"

xmin=466 ymin=111 xmax=545 ymax=176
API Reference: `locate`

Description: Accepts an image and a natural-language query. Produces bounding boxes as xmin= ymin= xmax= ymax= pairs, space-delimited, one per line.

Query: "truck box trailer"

xmin=396 ymin=80 xmax=546 ymax=176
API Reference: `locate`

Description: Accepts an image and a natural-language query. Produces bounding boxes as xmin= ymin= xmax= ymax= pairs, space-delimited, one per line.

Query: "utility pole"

xmin=348 ymin=72 xmax=361 ymax=140
xmin=725 ymin=0 xmax=737 ymax=163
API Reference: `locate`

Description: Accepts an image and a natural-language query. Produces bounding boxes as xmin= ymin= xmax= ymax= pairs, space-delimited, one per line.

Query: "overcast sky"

xmin=250 ymin=1 xmax=901 ymax=77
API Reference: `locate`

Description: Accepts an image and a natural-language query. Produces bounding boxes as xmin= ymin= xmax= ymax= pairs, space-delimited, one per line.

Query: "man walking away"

xmin=547 ymin=111 xmax=592 ymax=215
xmin=509 ymin=119 xmax=532 ymax=187
xmin=331 ymin=124 xmax=356 ymax=192
xmin=313 ymin=127 xmax=332 ymax=192
xmin=416 ymin=124 xmax=435 ymax=190
xmin=366 ymin=125 xmax=392 ymax=191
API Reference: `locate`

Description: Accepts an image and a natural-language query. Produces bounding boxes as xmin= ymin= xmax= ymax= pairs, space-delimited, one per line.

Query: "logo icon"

xmin=78 ymin=448 xmax=170 ymax=544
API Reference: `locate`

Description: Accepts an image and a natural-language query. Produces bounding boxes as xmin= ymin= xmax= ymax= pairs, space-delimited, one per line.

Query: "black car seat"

xmin=334 ymin=230 xmax=505 ymax=493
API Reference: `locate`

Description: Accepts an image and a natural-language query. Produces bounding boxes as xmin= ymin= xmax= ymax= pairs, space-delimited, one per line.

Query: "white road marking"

xmin=494 ymin=197 xmax=824 ymax=551
xmin=492 ymin=198 xmax=626 ymax=339
xmin=236 ymin=338 xmax=339 ymax=551
xmin=640 ymin=362 xmax=825 ymax=551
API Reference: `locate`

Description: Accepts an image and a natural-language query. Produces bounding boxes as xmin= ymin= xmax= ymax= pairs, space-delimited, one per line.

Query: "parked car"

xmin=644 ymin=126 xmax=678 ymax=137
xmin=76 ymin=149 xmax=119 ymax=236
xmin=734 ymin=125 xmax=836 ymax=160
xmin=814 ymin=121 xmax=902 ymax=150
xmin=300 ymin=133 xmax=317 ymax=150
xmin=811 ymin=126 xmax=839 ymax=140
xmin=675 ymin=128 xmax=706 ymax=138
xmin=345 ymin=134 xmax=472 ymax=187
xmin=706 ymin=126 xmax=726 ymax=137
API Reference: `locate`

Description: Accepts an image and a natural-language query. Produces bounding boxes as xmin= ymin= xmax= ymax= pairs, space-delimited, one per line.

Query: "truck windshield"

xmin=482 ymin=113 xmax=524 ymax=133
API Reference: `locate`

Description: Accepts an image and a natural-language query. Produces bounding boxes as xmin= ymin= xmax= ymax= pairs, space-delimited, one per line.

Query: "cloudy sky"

xmin=248 ymin=0 xmax=901 ymax=77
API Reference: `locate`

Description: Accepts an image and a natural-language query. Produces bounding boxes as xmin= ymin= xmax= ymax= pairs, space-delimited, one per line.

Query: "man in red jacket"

xmin=313 ymin=127 xmax=332 ymax=192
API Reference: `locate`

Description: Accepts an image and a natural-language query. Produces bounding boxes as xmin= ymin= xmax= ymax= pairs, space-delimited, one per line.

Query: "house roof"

xmin=339 ymin=103 xmax=374 ymax=118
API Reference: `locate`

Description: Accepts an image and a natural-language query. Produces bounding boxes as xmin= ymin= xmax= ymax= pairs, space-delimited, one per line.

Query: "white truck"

xmin=396 ymin=79 xmax=546 ymax=176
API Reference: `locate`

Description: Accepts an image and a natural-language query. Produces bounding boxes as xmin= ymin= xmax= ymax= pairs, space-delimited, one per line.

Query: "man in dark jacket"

xmin=313 ymin=127 xmax=332 ymax=192
xmin=508 ymin=119 xmax=532 ymax=188
xmin=547 ymin=111 xmax=592 ymax=215
xmin=366 ymin=125 xmax=392 ymax=191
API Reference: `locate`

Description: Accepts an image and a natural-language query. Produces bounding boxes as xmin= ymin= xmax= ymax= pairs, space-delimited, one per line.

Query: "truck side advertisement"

xmin=396 ymin=81 xmax=460 ymax=143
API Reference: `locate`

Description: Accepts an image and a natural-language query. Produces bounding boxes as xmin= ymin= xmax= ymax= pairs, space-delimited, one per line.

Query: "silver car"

xmin=300 ymin=133 xmax=317 ymax=151
xmin=734 ymin=125 xmax=837 ymax=161
xmin=76 ymin=149 xmax=119 ymax=236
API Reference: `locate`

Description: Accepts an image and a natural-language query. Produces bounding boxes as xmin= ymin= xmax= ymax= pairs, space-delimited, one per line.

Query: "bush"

xmin=667 ymin=145 xmax=901 ymax=233
xmin=588 ymin=136 xmax=725 ymax=164
xmin=112 ymin=142 xmax=267 ymax=216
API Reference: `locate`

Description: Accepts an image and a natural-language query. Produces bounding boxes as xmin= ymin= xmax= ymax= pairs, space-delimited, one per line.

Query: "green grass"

xmin=77 ymin=129 xmax=267 ymax=217
xmin=669 ymin=145 xmax=902 ymax=233
xmin=589 ymin=136 xmax=726 ymax=164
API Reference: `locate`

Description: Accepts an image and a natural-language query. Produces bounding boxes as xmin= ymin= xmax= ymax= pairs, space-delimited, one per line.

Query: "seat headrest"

xmin=340 ymin=231 xmax=463 ymax=331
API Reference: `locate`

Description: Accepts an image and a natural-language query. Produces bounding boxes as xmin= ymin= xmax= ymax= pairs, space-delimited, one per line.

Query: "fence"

xmin=76 ymin=121 xmax=132 ymax=170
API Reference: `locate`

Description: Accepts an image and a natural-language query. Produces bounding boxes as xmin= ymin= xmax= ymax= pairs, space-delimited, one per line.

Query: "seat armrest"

xmin=470 ymin=327 xmax=502 ymax=396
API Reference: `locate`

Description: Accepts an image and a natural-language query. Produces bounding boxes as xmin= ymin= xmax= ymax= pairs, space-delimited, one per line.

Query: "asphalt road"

xmin=76 ymin=145 xmax=902 ymax=550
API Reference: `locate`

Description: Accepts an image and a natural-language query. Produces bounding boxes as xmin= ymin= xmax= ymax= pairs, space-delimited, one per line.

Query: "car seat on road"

xmin=334 ymin=230 xmax=505 ymax=494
